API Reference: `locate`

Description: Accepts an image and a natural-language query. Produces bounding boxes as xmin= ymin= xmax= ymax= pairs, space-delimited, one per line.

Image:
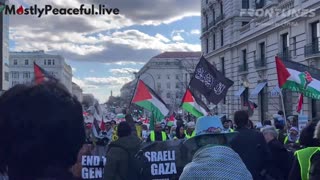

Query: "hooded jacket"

xmin=103 ymin=135 xmax=141 ymax=180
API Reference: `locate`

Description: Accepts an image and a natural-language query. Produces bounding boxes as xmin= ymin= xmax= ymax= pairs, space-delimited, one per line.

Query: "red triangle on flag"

xmin=275 ymin=56 xmax=290 ymax=88
xmin=34 ymin=62 xmax=46 ymax=84
xmin=132 ymin=80 xmax=152 ymax=103
xmin=182 ymin=89 xmax=194 ymax=103
xmin=100 ymin=119 xmax=106 ymax=131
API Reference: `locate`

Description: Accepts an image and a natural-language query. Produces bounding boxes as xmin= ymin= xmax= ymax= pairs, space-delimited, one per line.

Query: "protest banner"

xmin=81 ymin=155 xmax=106 ymax=180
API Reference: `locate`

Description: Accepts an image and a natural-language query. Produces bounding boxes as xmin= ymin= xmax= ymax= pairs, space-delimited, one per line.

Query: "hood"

xmin=110 ymin=135 xmax=141 ymax=151
xmin=180 ymin=146 xmax=253 ymax=180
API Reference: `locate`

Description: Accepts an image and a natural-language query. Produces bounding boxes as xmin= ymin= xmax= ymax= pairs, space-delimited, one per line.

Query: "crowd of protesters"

xmin=0 ymin=82 xmax=320 ymax=180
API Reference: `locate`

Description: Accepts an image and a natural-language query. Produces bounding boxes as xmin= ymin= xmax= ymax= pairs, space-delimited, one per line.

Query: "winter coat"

xmin=267 ymin=138 xmax=291 ymax=179
xmin=230 ymin=128 xmax=273 ymax=180
xmin=103 ymin=135 xmax=141 ymax=180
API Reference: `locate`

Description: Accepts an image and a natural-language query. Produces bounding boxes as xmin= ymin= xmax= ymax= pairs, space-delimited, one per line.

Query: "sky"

xmin=9 ymin=0 xmax=201 ymax=103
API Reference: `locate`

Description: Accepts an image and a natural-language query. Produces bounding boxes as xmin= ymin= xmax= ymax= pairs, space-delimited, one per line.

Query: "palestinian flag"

xmin=276 ymin=56 xmax=320 ymax=99
xmin=34 ymin=62 xmax=57 ymax=84
xmin=132 ymin=80 xmax=169 ymax=123
xmin=181 ymin=88 xmax=209 ymax=118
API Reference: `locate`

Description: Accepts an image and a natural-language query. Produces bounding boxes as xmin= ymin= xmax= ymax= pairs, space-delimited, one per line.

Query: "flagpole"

xmin=279 ymin=90 xmax=289 ymax=134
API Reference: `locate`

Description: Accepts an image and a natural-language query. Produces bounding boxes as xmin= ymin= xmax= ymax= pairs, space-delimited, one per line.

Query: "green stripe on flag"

xmin=182 ymin=103 xmax=204 ymax=118
xmin=282 ymin=81 xmax=320 ymax=99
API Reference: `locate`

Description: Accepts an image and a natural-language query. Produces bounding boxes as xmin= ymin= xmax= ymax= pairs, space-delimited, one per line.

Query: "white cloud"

xmin=110 ymin=68 xmax=139 ymax=75
xmin=84 ymin=76 xmax=132 ymax=86
xmin=172 ymin=34 xmax=184 ymax=41
xmin=190 ymin=29 xmax=200 ymax=35
xmin=155 ymin=34 xmax=170 ymax=43
xmin=72 ymin=67 xmax=77 ymax=72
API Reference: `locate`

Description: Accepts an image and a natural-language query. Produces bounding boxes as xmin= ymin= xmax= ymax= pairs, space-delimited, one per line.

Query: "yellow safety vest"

xmin=230 ymin=128 xmax=235 ymax=132
xmin=150 ymin=131 xmax=167 ymax=142
xmin=284 ymin=136 xmax=299 ymax=144
xmin=184 ymin=130 xmax=196 ymax=139
xmin=295 ymin=147 xmax=319 ymax=180
xmin=112 ymin=126 xmax=118 ymax=141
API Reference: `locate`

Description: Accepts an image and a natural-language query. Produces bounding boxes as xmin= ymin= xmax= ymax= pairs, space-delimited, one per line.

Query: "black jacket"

xmin=267 ymin=138 xmax=291 ymax=179
xmin=230 ymin=128 xmax=273 ymax=180
xmin=104 ymin=135 xmax=141 ymax=180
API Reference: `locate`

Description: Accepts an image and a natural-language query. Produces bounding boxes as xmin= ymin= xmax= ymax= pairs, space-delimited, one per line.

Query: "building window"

xmin=212 ymin=9 xmax=215 ymax=23
xmin=167 ymin=74 xmax=170 ymax=79
xmin=4 ymin=72 xmax=9 ymax=81
xmin=311 ymin=21 xmax=320 ymax=43
xmin=213 ymin=33 xmax=216 ymax=50
xmin=167 ymin=82 xmax=171 ymax=89
xmin=48 ymin=59 xmax=52 ymax=65
xmin=176 ymin=92 xmax=179 ymax=99
xmin=292 ymin=37 xmax=297 ymax=56
xmin=242 ymin=88 xmax=249 ymax=106
xmin=256 ymin=0 xmax=265 ymax=8
xmin=13 ymin=59 xmax=17 ymax=65
xmin=176 ymin=74 xmax=179 ymax=80
xmin=259 ymin=42 xmax=265 ymax=64
xmin=157 ymin=83 xmax=161 ymax=90
xmin=242 ymin=22 xmax=249 ymax=26
xmin=157 ymin=74 xmax=161 ymax=79
xmin=205 ymin=14 xmax=209 ymax=28
xmin=220 ymin=29 xmax=224 ymax=47
xmin=259 ymin=86 xmax=268 ymax=122
xmin=23 ymin=72 xmax=30 ymax=79
xmin=44 ymin=59 xmax=47 ymax=65
xmin=25 ymin=59 xmax=29 ymax=65
xmin=242 ymin=49 xmax=248 ymax=71
xmin=167 ymin=92 xmax=171 ymax=98
xmin=52 ymin=59 xmax=55 ymax=65
xmin=206 ymin=0 xmax=208 ymax=4
xmin=220 ymin=1 xmax=223 ymax=15
xmin=281 ymin=33 xmax=289 ymax=60
xmin=242 ymin=0 xmax=249 ymax=9
xmin=12 ymin=72 xmax=19 ymax=79
xmin=206 ymin=38 xmax=209 ymax=53
xmin=176 ymin=82 xmax=180 ymax=89
xmin=221 ymin=57 xmax=225 ymax=75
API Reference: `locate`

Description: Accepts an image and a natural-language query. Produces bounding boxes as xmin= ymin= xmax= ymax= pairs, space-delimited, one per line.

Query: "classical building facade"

xmin=0 ymin=0 xmax=9 ymax=91
xmin=135 ymin=51 xmax=202 ymax=111
xmin=201 ymin=0 xmax=320 ymax=121
xmin=9 ymin=50 xmax=73 ymax=92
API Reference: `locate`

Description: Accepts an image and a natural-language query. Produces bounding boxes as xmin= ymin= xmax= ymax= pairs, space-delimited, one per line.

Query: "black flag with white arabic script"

xmin=189 ymin=56 xmax=234 ymax=104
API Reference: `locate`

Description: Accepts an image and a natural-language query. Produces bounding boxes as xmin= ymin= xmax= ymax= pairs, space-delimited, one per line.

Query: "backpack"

xmin=107 ymin=144 xmax=148 ymax=180
xmin=309 ymin=149 xmax=320 ymax=180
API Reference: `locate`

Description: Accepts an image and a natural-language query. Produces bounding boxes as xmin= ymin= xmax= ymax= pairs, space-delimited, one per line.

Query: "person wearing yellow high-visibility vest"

xmin=147 ymin=123 xmax=168 ymax=142
xmin=288 ymin=121 xmax=320 ymax=180
xmin=185 ymin=122 xmax=196 ymax=139
xmin=222 ymin=119 xmax=234 ymax=133
xmin=284 ymin=127 xmax=299 ymax=145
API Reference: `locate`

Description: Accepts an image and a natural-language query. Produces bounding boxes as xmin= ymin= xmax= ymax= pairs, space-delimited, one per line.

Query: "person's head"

xmin=300 ymin=120 xmax=320 ymax=147
xmin=175 ymin=125 xmax=185 ymax=139
xmin=278 ymin=110 xmax=284 ymax=116
xmin=187 ymin=122 xmax=195 ymax=133
xmin=170 ymin=126 xmax=176 ymax=136
xmin=111 ymin=120 xmax=116 ymax=127
xmin=274 ymin=121 xmax=284 ymax=130
xmin=263 ymin=120 xmax=272 ymax=126
xmin=222 ymin=119 xmax=229 ymax=129
xmin=164 ymin=126 xmax=170 ymax=134
xmin=261 ymin=126 xmax=278 ymax=143
xmin=234 ymin=110 xmax=249 ymax=129
xmin=117 ymin=121 xmax=131 ymax=138
xmin=289 ymin=127 xmax=299 ymax=137
xmin=142 ymin=124 xmax=148 ymax=131
xmin=106 ymin=122 xmax=112 ymax=131
xmin=0 ymin=82 xmax=85 ymax=178
xmin=154 ymin=123 xmax=162 ymax=132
